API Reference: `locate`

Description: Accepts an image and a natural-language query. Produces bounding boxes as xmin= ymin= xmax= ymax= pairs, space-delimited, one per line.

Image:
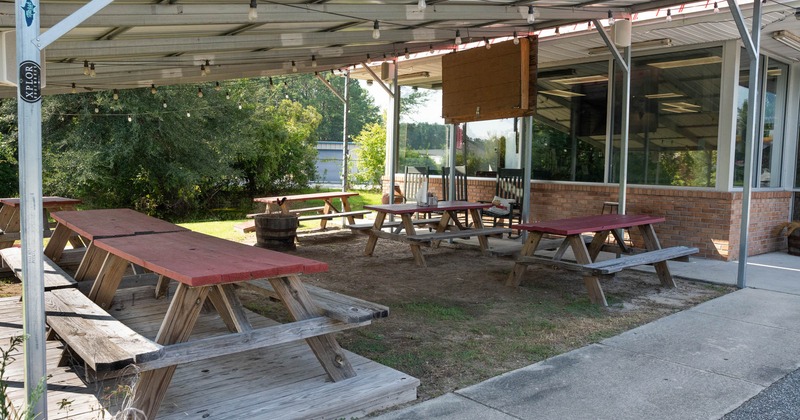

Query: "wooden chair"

xmin=484 ymin=168 xmax=524 ymax=238
xmin=403 ymin=166 xmax=430 ymax=204
xmin=441 ymin=166 xmax=469 ymax=226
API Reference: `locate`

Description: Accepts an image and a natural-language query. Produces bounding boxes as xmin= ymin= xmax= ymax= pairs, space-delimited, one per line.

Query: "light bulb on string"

xmin=291 ymin=61 xmax=297 ymax=72
xmin=513 ymin=32 xmax=520 ymax=45
xmin=666 ymin=9 xmax=672 ymax=22
xmin=225 ymin=91 xmax=231 ymax=100
xmin=527 ymin=6 xmax=536 ymax=24
xmin=417 ymin=0 xmax=426 ymax=11
xmin=204 ymin=60 xmax=211 ymax=75
xmin=200 ymin=64 xmax=207 ymax=76
xmin=150 ymin=84 xmax=157 ymax=94
xmin=113 ymin=89 xmax=119 ymax=101
xmin=484 ymin=37 xmax=491 ymax=49
xmin=248 ymin=0 xmax=258 ymax=21
xmin=197 ymin=88 xmax=204 ymax=98
xmin=366 ymin=54 xmax=372 ymax=64
xmin=713 ymin=2 xmax=719 ymax=13
xmin=455 ymin=29 xmax=462 ymax=46
xmin=404 ymin=48 xmax=410 ymax=59
xmin=94 ymin=107 xmax=99 ymax=114
xmin=71 ymin=83 xmax=77 ymax=94
xmin=372 ymin=20 xmax=381 ymax=40
xmin=215 ymin=81 xmax=221 ymax=91
xmin=311 ymin=55 xmax=318 ymax=68
xmin=127 ymin=115 xmax=132 ymax=123
xmin=89 ymin=63 xmax=96 ymax=77
xmin=83 ymin=60 xmax=89 ymax=76
xmin=238 ymin=104 xmax=243 ymax=110
xmin=608 ymin=11 xmax=615 ymax=26
xmin=555 ymin=27 xmax=561 ymax=36
xmin=186 ymin=112 xmax=191 ymax=118
xmin=162 ymin=101 xmax=168 ymax=108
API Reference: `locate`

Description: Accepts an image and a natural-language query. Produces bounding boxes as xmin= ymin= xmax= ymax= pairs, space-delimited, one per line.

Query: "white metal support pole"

xmin=341 ymin=71 xmax=350 ymax=191
xmin=389 ymin=60 xmax=400 ymax=204
xmin=448 ymin=125 xmax=456 ymax=200
xmin=16 ymin=0 xmax=46 ymax=416
xmin=729 ymin=0 xmax=762 ymax=289
xmin=521 ymin=116 xmax=533 ymax=241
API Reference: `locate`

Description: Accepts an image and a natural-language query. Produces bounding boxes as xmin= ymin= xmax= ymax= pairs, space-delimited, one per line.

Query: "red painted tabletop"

xmin=0 ymin=196 xmax=81 ymax=208
xmin=51 ymin=208 xmax=187 ymax=240
xmin=513 ymin=214 xmax=665 ymax=236
xmin=365 ymin=201 xmax=490 ymax=215
xmin=94 ymin=230 xmax=328 ymax=287
xmin=254 ymin=191 xmax=359 ymax=204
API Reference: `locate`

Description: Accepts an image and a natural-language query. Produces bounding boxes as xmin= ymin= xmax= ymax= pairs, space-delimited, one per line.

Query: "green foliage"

xmin=0 ymin=131 xmax=17 ymax=198
xmin=350 ymin=122 xmax=387 ymax=188
xmin=403 ymin=122 xmax=446 ymax=150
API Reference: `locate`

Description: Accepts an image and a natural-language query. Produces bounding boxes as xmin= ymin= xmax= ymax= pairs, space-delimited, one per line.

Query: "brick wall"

xmin=387 ymin=176 xmax=792 ymax=261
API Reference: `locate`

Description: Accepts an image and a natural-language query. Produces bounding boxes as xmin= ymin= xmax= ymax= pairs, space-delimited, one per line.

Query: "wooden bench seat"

xmin=515 ymin=246 xmax=699 ymax=276
xmin=347 ymin=217 xmax=442 ymax=231
xmin=297 ymin=209 xmax=371 ymax=222
xmin=406 ymin=227 xmax=512 ymax=243
xmin=238 ymin=279 xmax=389 ymax=323
xmin=247 ymin=206 xmax=328 ymax=218
xmin=0 ymin=248 xmax=77 ymax=290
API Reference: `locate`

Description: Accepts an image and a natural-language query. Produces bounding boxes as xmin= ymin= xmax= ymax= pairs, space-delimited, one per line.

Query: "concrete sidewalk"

xmin=373 ymin=252 xmax=800 ymax=420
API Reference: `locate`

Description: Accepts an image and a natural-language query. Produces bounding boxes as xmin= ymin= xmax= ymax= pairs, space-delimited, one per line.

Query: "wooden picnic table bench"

xmin=0 ymin=196 xmax=81 ymax=249
xmin=236 ymin=191 xmax=370 ymax=233
xmin=508 ymin=214 xmax=698 ymax=306
xmin=363 ymin=201 xmax=509 ymax=267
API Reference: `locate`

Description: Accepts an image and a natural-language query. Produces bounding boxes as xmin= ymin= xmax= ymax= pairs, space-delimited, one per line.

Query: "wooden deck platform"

xmin=1 ymin=284 xmax=419 ymax=419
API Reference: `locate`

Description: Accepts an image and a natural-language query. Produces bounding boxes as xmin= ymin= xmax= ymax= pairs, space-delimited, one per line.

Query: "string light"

xmin=204 ymin=60 xmax=211 ymax=75
xmin=666 ymin=9 xmax=672 ymax=22
xmin=71 ymin=83 xmax=77 ymax=94
xmin=150 ymin=84 xmax=157 ymax=94
xmin=215 ymin=81 xmax=221 ymax=91
xmin=713 ymin=2 xmax=719 ymax=13
xmin=455 ymin=29 xmax=462 ymax=45
xmin=94 ymin=107 xmax=99 ymax=113
xmin=513 ymin=31 xmax=520 ymax=45
xmin=83 ymin=60 xmax=89 ymax=76
xmin=372 ymin=20 xmax=381 ymax=40
xmin=127 ymin=115 xmax=132 ymax=122
xmin=417 ymin=0 xmax=426 ymax=11
xmin=484 ymin=37 xmax=491 ymax=49
xmin=200 ymin=64 xmax=207 ymax=76
xmin=186 ymin=111 xmax=191 ymax=117
xmin=291 ymin=60 xmax=298 ymax=72
xmin=404 ymin=48 xmax=410 ymax=59
xmin=366 ymin=54 xmax=372 ymax=64
xmin=238 ymin=104 xmax=243 ymax=110
xmin=197 ymin=88 xmax=204 ymax=98
xmin=527 ymin=6 xmax=536 ymax=24
xmin=248 ymin=0 xmax=258 ymax=21
xmin=112 ymin=89 xmax=119 ymax=100
xmin=162 ymin=101 xmax=167 ymax=108
xmin=429 ymin=44 xmax=434 ymax=52
xmin=311 ymin=55 xmax=318 ymax=68
xmin=269 ymin=77 xmax=274 ymax=86
xmin=89 ymin=63 xmax=96 ymax=78
xmin=608 ymin=10 xmax=615 ymax=25
xmin=225 ymin=91 xmax=231 ymax=99
xmin=555 ymin=27 xmax=561 ymax=36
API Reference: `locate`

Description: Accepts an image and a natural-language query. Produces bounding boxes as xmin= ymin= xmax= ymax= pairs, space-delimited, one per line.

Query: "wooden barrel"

xmin=788 ymin=231 xmax=800 ymax=256
xmin=254 ymin=214 xmax=298 ymax=251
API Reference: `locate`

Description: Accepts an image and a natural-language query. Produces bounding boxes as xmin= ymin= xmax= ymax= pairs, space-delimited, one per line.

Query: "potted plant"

xmin=779 ymin=221 xmax=800 ymax=256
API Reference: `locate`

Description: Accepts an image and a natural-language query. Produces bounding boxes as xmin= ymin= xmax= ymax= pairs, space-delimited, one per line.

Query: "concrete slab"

xmin=689 ymin=288 xmax=800 ymax=332
xmin=373 ymin=393 xmax=518 ymax=420
xmin=457 ymin=344 xmax=762 ymax=420
xmin=601 ymin=309 xmax=800 ymax=387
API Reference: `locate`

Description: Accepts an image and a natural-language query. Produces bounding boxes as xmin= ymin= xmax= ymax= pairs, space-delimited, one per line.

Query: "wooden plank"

xmin=233 ymin=219 xmax=256 ymax=233
xmin=50 ymin=208 xmax=187 ymax=240
xmin=407 ymin=227 xmax=511 ymax=242
xmin=135 ymin=316 xmax=369 ymax=372
xmin=297 ymin=209 xmax=371 ymax=221
xmin=45 ymin=288 xmax=163 ymax=371
xmin=584 ymin=246 xmax=698 ymax=275
xmin=0 ymin=248 xmax=77 ymax=290
xmin=207 ymin=284 xmax=253 ymax=333
xmin=514 ymin=214 xmax=666 ymax=236
xmin=240 ymin=279 xmax=389 ymax=323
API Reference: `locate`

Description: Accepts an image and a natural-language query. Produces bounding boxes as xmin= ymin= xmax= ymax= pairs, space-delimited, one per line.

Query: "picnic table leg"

xmin=43 ymin=222 xmax=72 ymax=261
xmin=637 ymin=224 xmax=677 ymax=288
xmin=364 ymin=212 xmax=386 ymax=256
xmin=470 ymin=208 xmax=490 ymax=254
xmin=0 ymin=205 xmax=14 ymax=232
xmin=75 ymin=242 xmax=108 ymax=282
xmin=506 ymin=231 xmax=543 ymax=287
xmin=341 ymin=197 xmax=356 ymax=226
xmin=430 ymin=211 xmax=453 ymax=248
xmin=207 ymin=284 xmax=253 ymax=333
xmin=154 ymin=275 xmax=170 ymax=299
xmin=269 ymin=275 xmax=356 ymax=381
xmin=401 ymin=214 xmax=426 ymax=267
xmin=587 ymin=230 xmax=610 ymax=261
xmin=133 ymin=284 xmax=210 ymax=420
xmin=569 ymin=235 xmax=608 ymax=306
xmin=86 ymin=253 xmax=130 ymax=309
xmin=0 ymin=207 xmax=19 ymax=249
xmin=320 ymin=199 xmax=335 ymax=230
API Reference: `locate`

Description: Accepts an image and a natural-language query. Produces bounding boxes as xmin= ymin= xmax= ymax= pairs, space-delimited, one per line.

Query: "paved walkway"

xmin=373 ymin=251 xmax=800 ymax=420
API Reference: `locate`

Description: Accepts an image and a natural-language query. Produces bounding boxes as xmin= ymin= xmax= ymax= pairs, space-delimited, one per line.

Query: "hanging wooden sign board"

xmin=442 ymin=37 xmax=538 ymax=124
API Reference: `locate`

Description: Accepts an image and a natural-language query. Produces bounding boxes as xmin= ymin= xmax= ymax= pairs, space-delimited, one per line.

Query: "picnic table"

xmin=44 ymin=208 xmax=187 ymax=281
xmin=507 ymin=214 xmax=698 ymax=305
xmin=29 ymin=208 xmax=386 ymax=419
xmin=0 ymin=196 xmax=81 ymax=249
xmin=363 ymin=201 xmax=510 ymax=267
xmin=236 ymin=191 xmax=370 ymax=233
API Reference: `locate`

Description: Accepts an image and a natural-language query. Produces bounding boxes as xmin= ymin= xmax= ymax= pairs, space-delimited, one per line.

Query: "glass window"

xmin=445 ymin=119 xmax=517 ymax=176
xmin=532 ymin=61 xmax=609 ymax=181
xmin=611 ymin=48 xmax=723 ymax=187
xmin=735 ymin=54 xmax=789 ymax=188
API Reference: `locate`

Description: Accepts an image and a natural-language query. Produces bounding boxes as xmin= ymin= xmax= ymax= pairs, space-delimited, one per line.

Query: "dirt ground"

xmin=237 ymin=228 xmax=734 ymax=405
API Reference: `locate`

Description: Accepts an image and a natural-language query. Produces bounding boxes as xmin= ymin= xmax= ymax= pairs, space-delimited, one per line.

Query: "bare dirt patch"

xmin=238 ymin=229 xmax=733 ymax=405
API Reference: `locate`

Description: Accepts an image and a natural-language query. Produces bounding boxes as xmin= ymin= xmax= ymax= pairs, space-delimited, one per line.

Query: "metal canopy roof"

xmin=0 ymin=0 xmax=714 ymax=97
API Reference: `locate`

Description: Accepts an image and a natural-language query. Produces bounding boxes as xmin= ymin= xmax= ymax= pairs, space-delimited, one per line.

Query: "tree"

xmin=350 ymin=122 xmax=386 ymax=188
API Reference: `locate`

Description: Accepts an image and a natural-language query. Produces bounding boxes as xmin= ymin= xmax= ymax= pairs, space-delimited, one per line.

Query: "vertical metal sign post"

xmin=341 ymin=71 xmax=350 ymax=192
xmin=16 ymin=0 xmax=47 ymax=416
